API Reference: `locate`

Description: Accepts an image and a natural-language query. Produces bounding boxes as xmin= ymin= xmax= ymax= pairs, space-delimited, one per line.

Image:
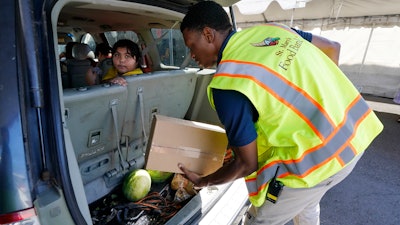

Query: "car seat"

xmin=66 ymin=43 xmax=95 ymax=88
xmin=98 ymin=58 xmax=113 ymax=79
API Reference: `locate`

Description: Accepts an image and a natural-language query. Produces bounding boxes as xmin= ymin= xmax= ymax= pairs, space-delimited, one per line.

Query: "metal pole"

xmin=358 ymin=24 xmax=375 ymax=76
xmin=229 ymin=6 xmax=237 ymax=31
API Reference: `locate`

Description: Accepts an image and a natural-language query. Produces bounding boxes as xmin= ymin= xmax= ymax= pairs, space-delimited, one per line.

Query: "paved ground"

xmin=283 ymin=95 xmax=400 ymax=225
xmin=318 ymin=110 xmax=400 ymax=225
xmin=318 ymin=96 xmax=400 ymax=225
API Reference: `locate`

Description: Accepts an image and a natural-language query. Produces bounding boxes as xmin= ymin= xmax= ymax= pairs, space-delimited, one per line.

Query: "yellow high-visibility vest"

xmin=208 ymin=23 xmax=383 ymax=207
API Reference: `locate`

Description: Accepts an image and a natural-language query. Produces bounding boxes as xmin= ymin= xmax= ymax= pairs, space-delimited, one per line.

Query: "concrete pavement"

xmin=282 ymin=95 xmax=400 ymax=225
xmin=319 ymin=96 xmax=400 ymax=225
xmin=236 ymin=95 xmax=400 ymax=225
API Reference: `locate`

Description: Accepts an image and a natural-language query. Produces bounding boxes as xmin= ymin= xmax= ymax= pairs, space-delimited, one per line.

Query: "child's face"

xmin=112 ymin=47 xmax=138 ymax=74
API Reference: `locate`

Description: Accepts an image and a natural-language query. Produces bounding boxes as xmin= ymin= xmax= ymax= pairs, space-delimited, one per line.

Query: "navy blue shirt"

xmin=292 ymin=28 xmax=313 ymax=42
xmin=213 ymin=89 xmax=258 ymax=147
xmin=212 ymin=28 xmax=313 ymax=147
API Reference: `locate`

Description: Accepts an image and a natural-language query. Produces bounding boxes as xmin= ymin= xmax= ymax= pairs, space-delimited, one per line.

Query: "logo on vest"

xmin=276 ymin=37 xmax=304 ymax=71
xmin=251 ymin=37 xmax=280 ymax=47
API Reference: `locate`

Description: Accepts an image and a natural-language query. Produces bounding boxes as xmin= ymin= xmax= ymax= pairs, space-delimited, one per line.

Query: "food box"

xmin=145 ymin=115 xmax=228 ymax=176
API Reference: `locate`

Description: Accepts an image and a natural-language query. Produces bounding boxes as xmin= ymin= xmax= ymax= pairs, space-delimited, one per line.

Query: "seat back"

xmin=98 ymin=58 xmax=113 ymax=80
xmin=122 ymin=70 xmax=197 ymax=145
xmin=62 ymin=69 xmax=197 ymax=203
xmin=66 ymin=43 xmax=94 ymax=88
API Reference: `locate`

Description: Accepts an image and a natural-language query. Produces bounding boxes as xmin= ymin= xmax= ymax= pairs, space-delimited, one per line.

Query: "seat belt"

xmin=110 ymin=99 xmax=129 ymax=171
xmin=137 ymin=87 xmax=148 ymax=149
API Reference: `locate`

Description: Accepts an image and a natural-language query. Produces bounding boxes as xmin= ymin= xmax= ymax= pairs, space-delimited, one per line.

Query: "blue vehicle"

xmin=4 ymin=0 xmax=397 ymax=224
xmin=0 ymin=0 xmax=249 ymax=224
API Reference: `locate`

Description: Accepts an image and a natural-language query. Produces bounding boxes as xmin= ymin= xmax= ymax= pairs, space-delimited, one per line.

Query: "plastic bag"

xmin=394 ymin=90 xmax=400 ymax=104
xmin=171 ymin=174 xmax=196 ymax=202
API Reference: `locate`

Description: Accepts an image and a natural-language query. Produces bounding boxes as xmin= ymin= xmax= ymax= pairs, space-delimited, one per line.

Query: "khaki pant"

xmin=243 ymin=153 xmax=363 ymax=225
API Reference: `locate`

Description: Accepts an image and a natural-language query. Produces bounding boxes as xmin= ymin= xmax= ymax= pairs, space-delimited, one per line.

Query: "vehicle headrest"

xmin=72 ymin=43 xmax=95 ymax=60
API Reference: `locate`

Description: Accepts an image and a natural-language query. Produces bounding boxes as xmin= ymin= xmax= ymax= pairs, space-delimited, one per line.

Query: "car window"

xmin=104 ymin=31 xmax=139 ymax=47
xmin=151 ymin=28 xmax=198 ymax=68
xmin=81 ymin=33 xmax=96 ymax=52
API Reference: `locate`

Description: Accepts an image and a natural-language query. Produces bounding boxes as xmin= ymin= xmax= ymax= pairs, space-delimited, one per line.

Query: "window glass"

xmin=151 ymin=28 xmax=198 ymax=68
xmin=81 ymin=33 xmax=96 ymax=52
xmin=104 ymin=31 xmax=139 ymax=47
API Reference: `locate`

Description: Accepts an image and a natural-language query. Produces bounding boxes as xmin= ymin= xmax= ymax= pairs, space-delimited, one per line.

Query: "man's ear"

xmin=202 ymin=27 xmax=215 ymax=43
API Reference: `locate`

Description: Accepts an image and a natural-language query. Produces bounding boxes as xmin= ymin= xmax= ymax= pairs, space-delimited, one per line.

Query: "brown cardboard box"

xmin=144 ymin=115 xmax=228 ymax=176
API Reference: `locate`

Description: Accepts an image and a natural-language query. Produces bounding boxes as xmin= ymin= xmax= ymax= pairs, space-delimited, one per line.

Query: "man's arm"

xmin=311 ymin=34 xmax=341 ymax=65
xmin=293 ymin=28 xmax=341 ymax=65
xmin=179 ymin=89 xmax=259 ymax=187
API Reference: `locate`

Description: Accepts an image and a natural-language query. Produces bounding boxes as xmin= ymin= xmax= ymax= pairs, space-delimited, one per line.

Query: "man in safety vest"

xmin=178 ymin=1 xmax=383 ymax=225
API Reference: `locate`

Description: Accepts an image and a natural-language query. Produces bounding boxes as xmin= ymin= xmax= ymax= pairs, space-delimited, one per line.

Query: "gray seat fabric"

xmin=63 ymin=69 xmax=197 ymax=203
xmin=66 ymin=43 xmax=94 ymax=88
xmin=98 ymin=58 xmax=113 ymax=80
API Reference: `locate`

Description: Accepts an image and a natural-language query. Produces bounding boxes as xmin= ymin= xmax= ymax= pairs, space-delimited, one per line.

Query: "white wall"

xmin=317 ymin=26 xmax=400 ymax=98
xmin=237 ymin=15 xmax=400 ymax=98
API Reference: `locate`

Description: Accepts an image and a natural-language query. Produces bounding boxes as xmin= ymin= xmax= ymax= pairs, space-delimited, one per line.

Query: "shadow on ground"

xmin=319 ymin=111 xmax=400 ymax=225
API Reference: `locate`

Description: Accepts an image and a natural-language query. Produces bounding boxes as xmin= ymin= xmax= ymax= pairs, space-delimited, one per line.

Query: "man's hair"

xmin=180 ymin=1 xmax=232 ymax=32
xmin=112 ymin=39 xmax=141 ymax=62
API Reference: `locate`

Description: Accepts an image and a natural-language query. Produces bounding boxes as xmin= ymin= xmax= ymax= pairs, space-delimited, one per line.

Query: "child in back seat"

xmin=101 ymin=39 xmax=143 ymax=87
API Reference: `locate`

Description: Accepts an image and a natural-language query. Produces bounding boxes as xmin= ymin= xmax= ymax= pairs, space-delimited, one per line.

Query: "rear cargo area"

xmin=89 ymin=177 xmax=248 ymax=225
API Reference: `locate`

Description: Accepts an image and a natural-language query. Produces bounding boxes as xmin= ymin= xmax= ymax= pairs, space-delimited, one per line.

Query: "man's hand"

xmin=178 ymin=140 xmax=258 ymax=189
xmin=178 ymin=163 xmax=207 ymax=188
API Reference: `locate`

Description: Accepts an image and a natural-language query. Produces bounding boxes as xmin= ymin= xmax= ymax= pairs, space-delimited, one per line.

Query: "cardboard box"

xmin=145 ymin=115 xmax=228 ymax=176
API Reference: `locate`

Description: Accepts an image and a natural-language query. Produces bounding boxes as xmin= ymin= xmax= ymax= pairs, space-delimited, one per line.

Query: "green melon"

xmin=147 ymin=170 xmax=173 ymax=183
xmin=122 ymin=169 xmax=151 ymax=201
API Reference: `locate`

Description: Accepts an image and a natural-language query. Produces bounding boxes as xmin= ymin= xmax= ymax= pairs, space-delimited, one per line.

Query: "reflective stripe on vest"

xmin=215 ymin=61 xmax=372 ymax=196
